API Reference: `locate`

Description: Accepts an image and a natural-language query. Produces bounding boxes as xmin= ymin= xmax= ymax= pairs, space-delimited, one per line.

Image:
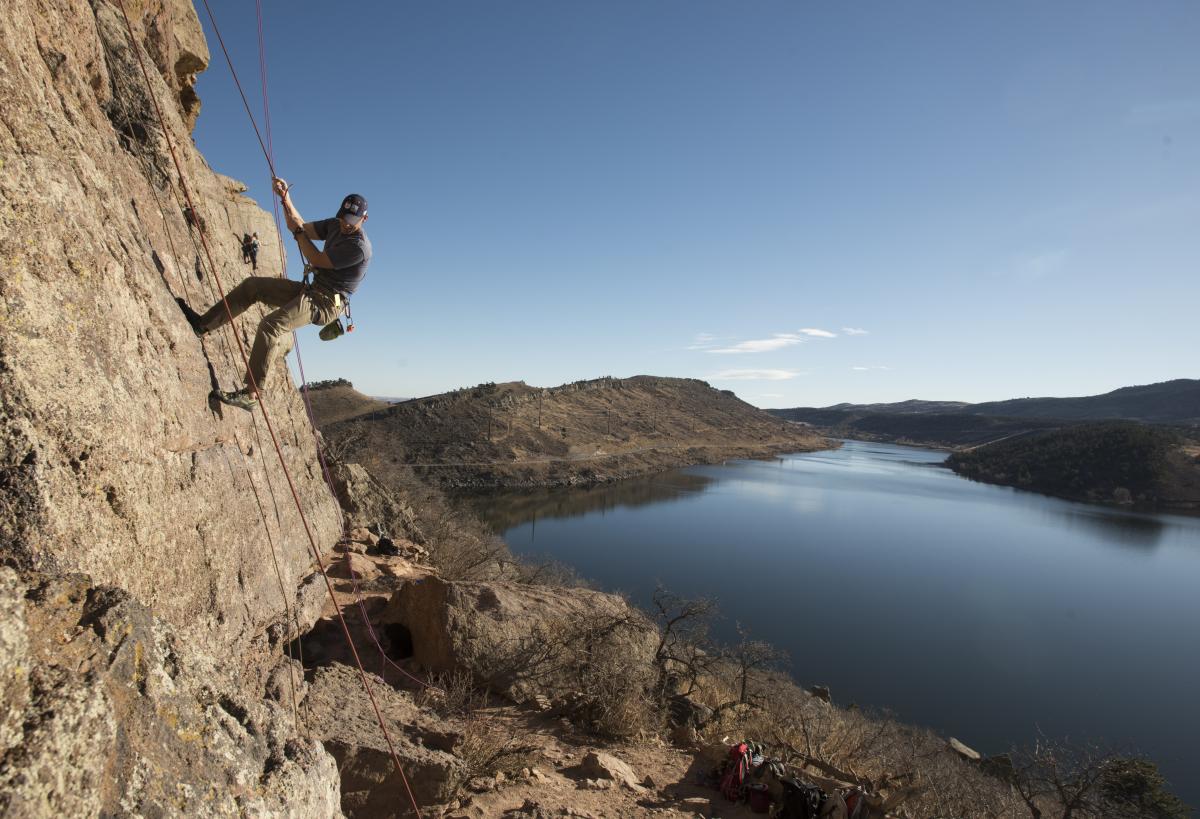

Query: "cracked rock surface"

xmin=0 ymin=568 xmax=343 ymax=817
xmin=0 ymin=0 xmax=339 ymax=661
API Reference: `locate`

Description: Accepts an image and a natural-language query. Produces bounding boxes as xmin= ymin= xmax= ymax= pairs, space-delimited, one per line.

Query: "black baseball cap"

xmin=337 ymin=193 xmax=368 ymax=224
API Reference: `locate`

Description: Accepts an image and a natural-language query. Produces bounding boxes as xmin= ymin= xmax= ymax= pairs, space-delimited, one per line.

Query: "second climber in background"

xmin=177 ymin=178 xmax=371 ymax=411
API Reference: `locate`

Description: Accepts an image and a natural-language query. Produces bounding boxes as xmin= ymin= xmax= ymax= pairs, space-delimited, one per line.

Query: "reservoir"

xmin=477 ymin=440 xmax=1200 ymax=803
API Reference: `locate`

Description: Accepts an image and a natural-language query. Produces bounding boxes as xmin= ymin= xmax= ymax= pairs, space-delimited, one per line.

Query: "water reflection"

xmin=1047 ymin=506 xmax=1168 ymax=550
xmin=468 ymin=470 xmax=714 ymax=533
xmin=480 ymin=440 xmax=1200 ymax=805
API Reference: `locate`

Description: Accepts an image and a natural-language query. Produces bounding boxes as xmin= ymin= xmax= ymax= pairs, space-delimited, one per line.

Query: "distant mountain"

xmin=965 ymin=379 xmax=1200 ymax=423
xmin=824 ymin=399 xmax=971 ymax=414
xmin=769 ymin=379 xmax=1200 ymax=450
xmin=784 ymin=379 xmax=1200 ymax=426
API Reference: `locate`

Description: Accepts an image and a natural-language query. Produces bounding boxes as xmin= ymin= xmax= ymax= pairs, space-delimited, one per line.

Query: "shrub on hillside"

xmin=305 ymin=378 xmax=353 ymax=391
xmin=948 ymin=422 xmax=1182 ymax=504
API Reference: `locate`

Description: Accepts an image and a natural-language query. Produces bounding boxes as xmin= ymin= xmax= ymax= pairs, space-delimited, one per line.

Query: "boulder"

xmin=265 ymin=656 xmax=308 ymax=708
xmin=303 ymin=663 xmax=465 ymax=815
xmin=948 ymin=737 xmax=982 ymax=762
xmin=981 ymin=753 xmax=1016 ymax=781
xmin=669 ymin=694 xmax=712 ymax=729
xmin=348 ymin=526 xmax=380 ymax=547
xmin=579 ymin=750 xmax=644 ymax=792
xmin=330 ymin=462 xmax=427 ymax=545
xmin=292 ymin=571 xmax=332 ymax=638
xmin=336 ymin=539 xmax=369 ymax=555
xmin=380 ymin=576 xmax=659 ymax=701
xmin=330 ymin=552 xmax=381 ymax=582
xmin=0 ymin=570 xmax=341 ymax=817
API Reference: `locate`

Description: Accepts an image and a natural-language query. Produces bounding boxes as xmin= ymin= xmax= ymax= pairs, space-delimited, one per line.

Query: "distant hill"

xmin=312 ymin=375 xmax=829 ymax=489
xmin=825 ymin=399 xmax=971 ymax=414
xmin=966 ymin=379 xmax=1200 ymax=423
xmin=770 ymin=410 xmax=1066 ymax=449
xmin=790 ymin=379 xmax=1200 ymax=425
xmin=947 ymin=422 xmax=1200 ymax=511
xmin=302 ymin=380 xmax=391 ymax=426
xmin=769 ymin=379 xmax=1200 ymax=449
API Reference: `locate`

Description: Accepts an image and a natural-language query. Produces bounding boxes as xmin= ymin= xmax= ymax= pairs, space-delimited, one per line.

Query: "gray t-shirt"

xmin=310 ymin=218 xmax=372 ymax=295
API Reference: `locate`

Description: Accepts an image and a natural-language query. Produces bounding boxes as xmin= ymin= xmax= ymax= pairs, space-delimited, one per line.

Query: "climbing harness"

xmin=301 ymin=263 xmax=354 ymax=341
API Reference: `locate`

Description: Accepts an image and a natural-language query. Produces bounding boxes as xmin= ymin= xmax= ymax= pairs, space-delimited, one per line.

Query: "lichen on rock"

xmin=0 ymin=568 xmax=342 ymax=817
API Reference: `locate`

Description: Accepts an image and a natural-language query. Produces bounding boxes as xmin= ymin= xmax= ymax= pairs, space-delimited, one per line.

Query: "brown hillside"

xmin=304 ymin=383 xmax=392 ymax=425
xmin=317 ymin=375 xmax=831 ymax=489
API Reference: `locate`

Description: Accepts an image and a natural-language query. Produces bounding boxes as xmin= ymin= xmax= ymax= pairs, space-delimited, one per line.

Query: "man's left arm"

xmin=296 ymin=233 xmax=366 ymax=270
xmin=295 ymin=235 xmax=334 ymax=268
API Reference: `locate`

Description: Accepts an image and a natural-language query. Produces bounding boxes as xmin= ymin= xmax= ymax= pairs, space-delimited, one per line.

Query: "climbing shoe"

xmin=176 ymin=297 xmax=207 ymax=337
xmin=212 ymin=388 xmax=258 ymax=411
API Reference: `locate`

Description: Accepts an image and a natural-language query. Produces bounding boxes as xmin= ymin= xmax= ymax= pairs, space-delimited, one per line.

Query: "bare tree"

xmin=649 ymin=586 xmax=720 ymax=703
xmin=1011 ymin=734 xmax=1114 ymax=819
xmin=731 ymin=623 xmax=789 ymax=706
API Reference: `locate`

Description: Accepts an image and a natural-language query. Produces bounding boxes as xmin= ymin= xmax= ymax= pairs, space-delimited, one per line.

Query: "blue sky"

xmin=193 ymin=1 xmax=1199 ymax=407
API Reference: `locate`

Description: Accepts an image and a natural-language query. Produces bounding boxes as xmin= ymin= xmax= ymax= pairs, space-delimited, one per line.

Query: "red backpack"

xmin=720 ymin=742 xmax=752 ymax=801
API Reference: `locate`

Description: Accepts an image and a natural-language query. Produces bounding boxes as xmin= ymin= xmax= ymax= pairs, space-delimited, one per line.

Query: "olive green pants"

xmin=198 ymin=277 xmax=340 ymax=392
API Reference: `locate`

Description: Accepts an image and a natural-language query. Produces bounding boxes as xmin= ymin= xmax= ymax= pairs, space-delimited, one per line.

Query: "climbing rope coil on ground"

xmin=112 ymin=0 xmax=423 ymax=813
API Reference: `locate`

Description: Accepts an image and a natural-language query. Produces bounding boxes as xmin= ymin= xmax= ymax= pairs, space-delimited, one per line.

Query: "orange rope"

xmin=98 ymin=28 xmax=308 ymax=730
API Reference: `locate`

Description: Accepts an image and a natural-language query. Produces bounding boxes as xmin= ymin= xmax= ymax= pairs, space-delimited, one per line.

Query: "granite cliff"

xmin=0 ymin=0 xmax=338 ymax=666
xmin=1 ymin=0 xmax=343 ymax=813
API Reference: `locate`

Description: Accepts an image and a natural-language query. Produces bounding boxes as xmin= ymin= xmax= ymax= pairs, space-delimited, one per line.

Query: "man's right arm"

xmin=273 ymin=177 xmax=320 ymax=239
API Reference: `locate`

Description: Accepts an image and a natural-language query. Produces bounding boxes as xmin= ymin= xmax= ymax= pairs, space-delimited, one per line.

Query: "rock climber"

xmin=178 ymin=179 xmax=371 ymax=411
xmin=248 ymin=232 xmax=260 ymax=272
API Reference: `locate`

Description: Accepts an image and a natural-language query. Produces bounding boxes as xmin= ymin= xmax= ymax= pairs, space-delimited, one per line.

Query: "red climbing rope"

xmin=203 ymin=0 xmax=441 ymax=694
xmin=112 ymin=3 xmax=421 ymax=814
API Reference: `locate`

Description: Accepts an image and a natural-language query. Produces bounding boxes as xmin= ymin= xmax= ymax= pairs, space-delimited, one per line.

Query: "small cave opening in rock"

xmin=287 ymin=600 xmax=420 ymax=687
xmin=382 ymin=623 xmax=413 ymax=660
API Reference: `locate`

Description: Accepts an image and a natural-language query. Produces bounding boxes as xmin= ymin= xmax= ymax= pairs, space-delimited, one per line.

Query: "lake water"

xmin=476 ymin=440 xmax=1200 ymax=803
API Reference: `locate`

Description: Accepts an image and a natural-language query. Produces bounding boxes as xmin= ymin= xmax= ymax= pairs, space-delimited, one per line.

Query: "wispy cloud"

xmin=709 ymin=333 xmax=805 ymax=354
xmin=706 ymin=328 xmax=838 ymax=354
xmin=709 ymin=369 xmax=804 ymax=381
xmin=842 ymin=327 xmax=869 ymax=335
xmin=686 ymin=332 xmax=721 ymax=351
xmin=1015 ymin=249 xmax=1068 ymax=280
xmin=852 ymin=365 xmax=891 ymax=372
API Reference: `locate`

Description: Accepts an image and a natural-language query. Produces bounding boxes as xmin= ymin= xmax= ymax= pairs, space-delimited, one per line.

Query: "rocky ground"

xmin=282 ymin=537 xmax=850 ymax=819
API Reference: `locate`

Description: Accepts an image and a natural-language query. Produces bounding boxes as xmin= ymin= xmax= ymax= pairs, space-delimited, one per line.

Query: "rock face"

xmin=331 ymin=461 xmax=427 ymax=545
xmin=0 ymin=0 xmax=340 ymax=658
xmin=0 ymin=2 xmax=350 ymax=814
xmin=382 ymin=577 xmax=659 ymax=702
xmin=0 ymin=568 xmax=342 ymax=817
xmin=304 ymin=663 xmax=466 ymax=817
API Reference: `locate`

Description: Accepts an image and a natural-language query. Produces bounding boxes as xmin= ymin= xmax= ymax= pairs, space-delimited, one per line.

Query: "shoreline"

xmin=419 ymin=438 xmax=838 ymax=491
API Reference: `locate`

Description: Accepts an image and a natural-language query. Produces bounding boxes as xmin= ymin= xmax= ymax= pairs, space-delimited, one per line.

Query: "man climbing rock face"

xmin=248 ymin=232 xmax=260 ymax=272
xmin=178 ymin=179 xmax=371 ymax=411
